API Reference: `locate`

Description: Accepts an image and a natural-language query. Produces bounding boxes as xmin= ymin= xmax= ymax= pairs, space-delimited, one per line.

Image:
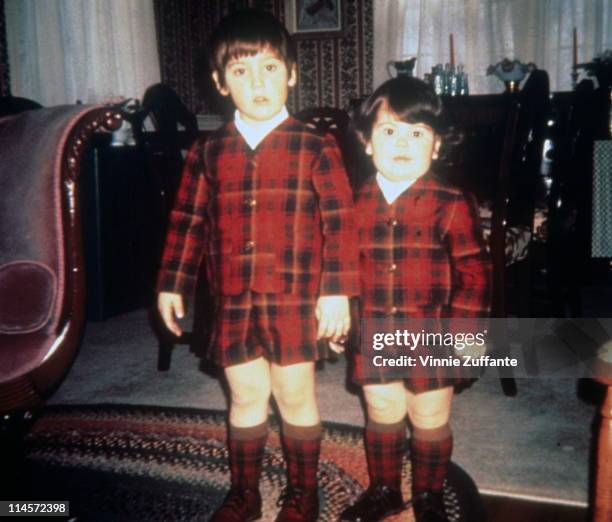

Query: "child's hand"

xmin=316 ymin=295 xmax=350 ymax=341
xmin=328 ymin=340 xmax=346 ymax=354
xmin=158 ymin=292 xmax=185 ymax=337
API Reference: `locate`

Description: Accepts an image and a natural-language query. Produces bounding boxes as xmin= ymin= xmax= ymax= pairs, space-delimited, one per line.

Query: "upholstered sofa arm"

xmin=0 ymin=262 xmax=56 ymax=334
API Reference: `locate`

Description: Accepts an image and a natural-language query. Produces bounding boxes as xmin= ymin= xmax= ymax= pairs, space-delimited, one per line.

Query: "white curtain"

xmin=374 ymin=0 xmax=612 ymax=93
xmin=5 ymin=0 xmax=160 ymax=106
xmin=373 ymin=0 xmax=408 ymax=89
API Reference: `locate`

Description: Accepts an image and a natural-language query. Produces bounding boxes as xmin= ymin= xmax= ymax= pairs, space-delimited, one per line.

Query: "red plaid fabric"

xmin=357 ymin=173 xmax=490 ymax=317
xmin=157 ymin=117 xmax=359 ymax=299
xmin=365 ymin=426 xmax=406 ymax=489
xmin=351 ymin=173 xmax=492 ymax=391
xmin=228 ymin=432 xmax=268 ymax=489
xmin=352 ymin=322 xmax=467 ymax=392
xmin=210 ymin=291 xmax=324 ymax=367
xmin=410 ymin=433 xmax=453 ymax=495
xmin=282 ymin=432 xmax=322 ymax=490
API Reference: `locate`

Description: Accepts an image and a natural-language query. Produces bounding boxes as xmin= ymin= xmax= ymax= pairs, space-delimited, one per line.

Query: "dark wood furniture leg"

xmin=594 ymin=379 xmax=612 ymax=522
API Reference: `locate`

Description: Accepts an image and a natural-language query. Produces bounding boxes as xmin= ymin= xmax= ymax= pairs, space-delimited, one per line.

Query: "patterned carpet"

xmin=20 ymin=405 xmax=485 ymax=522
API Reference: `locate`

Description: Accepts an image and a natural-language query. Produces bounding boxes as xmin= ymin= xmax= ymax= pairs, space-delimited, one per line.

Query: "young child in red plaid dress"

xmin=338 ymin=77 xmax=491 ymax=522
xmin=156 ymin=10 xmax=358 ymax=522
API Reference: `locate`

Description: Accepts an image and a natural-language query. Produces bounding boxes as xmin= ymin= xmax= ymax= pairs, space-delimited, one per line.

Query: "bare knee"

xmin=364 ymin=384 xmax=406 ymax=423
xmin=406 ymin=388 xmax=452 ymax=429
xmin=231 ymin=380 xmax=271 ymax=410
xmin=272 ymin=379 xmax=315 ymax=412
xmin=225 ymin=358 xmax=271 ymax=412
xmin=270 ymin=363 xmax=316 ymax=413
xmin=408 ymin=406 xmax=450 ymax=429
xmin=227 ymin=380 xmax=270 ymax=427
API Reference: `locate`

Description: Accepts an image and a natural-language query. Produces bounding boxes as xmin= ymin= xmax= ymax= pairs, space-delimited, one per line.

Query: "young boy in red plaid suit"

xmin=157 ymin=9 xmax=358 ymax=522
xmin=338 ymin=77 xmax=491 ymax=522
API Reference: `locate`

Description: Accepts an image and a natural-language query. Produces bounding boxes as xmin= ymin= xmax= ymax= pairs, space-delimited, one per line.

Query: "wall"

xmin=154 ymin=0 xmax=373 ymax=114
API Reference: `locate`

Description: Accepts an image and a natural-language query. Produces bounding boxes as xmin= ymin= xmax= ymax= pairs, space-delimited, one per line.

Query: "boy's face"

xmin=212 ymin=48 xmax=296 ymax=123
xmin=366 ymin=106 xmax=441 ymax=182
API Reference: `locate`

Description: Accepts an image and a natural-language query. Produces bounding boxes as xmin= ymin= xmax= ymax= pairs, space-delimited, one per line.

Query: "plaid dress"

xmin=157 ymin=117 xmax=359 ymax=366
xmin=351 ymin=172 xmax=492 ymax=391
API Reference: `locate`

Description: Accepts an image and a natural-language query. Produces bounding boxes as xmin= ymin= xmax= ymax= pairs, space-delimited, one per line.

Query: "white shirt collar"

xmin=376 ymin=172 xmax=416 ymax=205
xmin=234 ymin=107 xmax=289 ymax=150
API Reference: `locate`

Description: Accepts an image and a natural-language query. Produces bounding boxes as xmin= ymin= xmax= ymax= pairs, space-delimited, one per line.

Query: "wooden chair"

xmin=133 ymin=83 xmax=199 ymax=212
xmin=440 ymin=95 xmax=520 ymax=396
xmin=295 ymin=106 xmax=369 ymax=189
xmin=131 ymin=85 xmax=210 ymax=372
xmin=295 ymin=106 xmax=349 ymax=134
xmin=138 ymin=86 xmax=210 ymax=372
xmin=156 ymin=258 xmax=215 ymax=372
xmin=440 ymin=73 xmax=550 ymax=395
xmin=0 ymin=105 xmax=121 ymax=481
xmin=445 ymin=72 xmax=549 ymax=310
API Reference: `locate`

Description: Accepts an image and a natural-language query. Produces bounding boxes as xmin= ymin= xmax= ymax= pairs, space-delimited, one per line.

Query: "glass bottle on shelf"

xmin=432 ymin=65 xmax=444 ymax=95
xmin=449 ymin=65 xmax=458 ymax=96
xmin=457 ymin=65 xmax=469 ymax=96
xmin=443 ymin=63 xmax=451 ymax=94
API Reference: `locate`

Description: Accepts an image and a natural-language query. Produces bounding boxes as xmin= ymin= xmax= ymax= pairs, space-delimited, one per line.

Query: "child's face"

xmin=366 ymin=106 xmax=441 ymax=182
xmin=212 ymin=48 xmax=296 ymax=123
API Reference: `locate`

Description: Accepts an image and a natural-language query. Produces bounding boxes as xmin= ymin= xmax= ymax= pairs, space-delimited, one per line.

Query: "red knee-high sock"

xmin=364 ymin=419 xmax=406 ymax=490
xmin=228 ymin=422 xmax=268 ymax=490
xmin=281 ymin=421 xmax=322 ymax=491
xmin=410 ymin=424 xmax=453 ymax=496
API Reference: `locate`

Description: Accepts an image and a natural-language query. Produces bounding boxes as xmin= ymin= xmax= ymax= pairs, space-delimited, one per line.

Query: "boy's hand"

xmin=316 ymin=295 xmax=350 ymax=341
xmin=158 ymin=292 xmax=185 ymax=337
xmin=328 ymin=340 xmax=346 ymax=354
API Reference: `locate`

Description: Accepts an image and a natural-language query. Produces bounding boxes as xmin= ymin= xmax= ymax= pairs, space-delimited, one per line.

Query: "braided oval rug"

xmin=20 ymin=404 xmax=484 ymax=521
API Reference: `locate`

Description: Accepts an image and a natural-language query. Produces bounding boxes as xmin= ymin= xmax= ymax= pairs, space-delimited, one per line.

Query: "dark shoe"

xmin=339 ymin=484 xmax=405 ymax=521
xmin=412 ymin=491 xmax=448 ymax=522
xmin=210 ymin=487 xmax=262 ymax=522
xmin=275 ymin=486 xmax=319 ymax=522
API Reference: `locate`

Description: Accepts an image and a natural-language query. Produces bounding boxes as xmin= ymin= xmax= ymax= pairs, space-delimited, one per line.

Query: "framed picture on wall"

xmin=284 ymin=0 xmax=344 ymax=38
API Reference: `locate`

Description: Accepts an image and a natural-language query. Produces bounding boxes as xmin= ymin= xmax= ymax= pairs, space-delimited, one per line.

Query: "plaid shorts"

xmin=208 ymin=291 xmax=325 ymax=368
xmin=350 ymin=352 xmax=471 ymax=393
xmin=349 ymin=312 xmax=474 ymax=393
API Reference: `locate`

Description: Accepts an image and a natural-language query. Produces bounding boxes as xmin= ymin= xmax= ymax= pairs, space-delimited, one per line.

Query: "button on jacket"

xmin=157 ymin=116 xmax=359 ymax=298
xmin=356 ymin=172 xmax=491 ymax=319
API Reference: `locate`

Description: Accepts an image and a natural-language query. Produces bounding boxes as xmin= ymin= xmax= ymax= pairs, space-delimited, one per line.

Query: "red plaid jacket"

xmin=157 ymin=117 xmax=359 ymax=298
xmin=356 ymin=173 xmax=491 ymax=318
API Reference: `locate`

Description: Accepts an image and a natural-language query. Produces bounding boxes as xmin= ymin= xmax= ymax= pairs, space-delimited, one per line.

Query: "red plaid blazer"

xmin=356 ymin=173 xmax=491 ymax=318
xmin=157 ymin=117 xmax=359 ymax=298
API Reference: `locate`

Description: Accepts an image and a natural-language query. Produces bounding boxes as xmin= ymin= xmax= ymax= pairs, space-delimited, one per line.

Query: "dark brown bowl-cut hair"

xmin=353 ymin=76 xmax=461 ymax=163
xmin=208 ymin=9 xmax=297 ymax=88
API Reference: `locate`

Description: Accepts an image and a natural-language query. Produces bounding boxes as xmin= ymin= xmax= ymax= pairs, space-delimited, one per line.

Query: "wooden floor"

xmin=483 ymin=494 xmax=588 ymax=522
